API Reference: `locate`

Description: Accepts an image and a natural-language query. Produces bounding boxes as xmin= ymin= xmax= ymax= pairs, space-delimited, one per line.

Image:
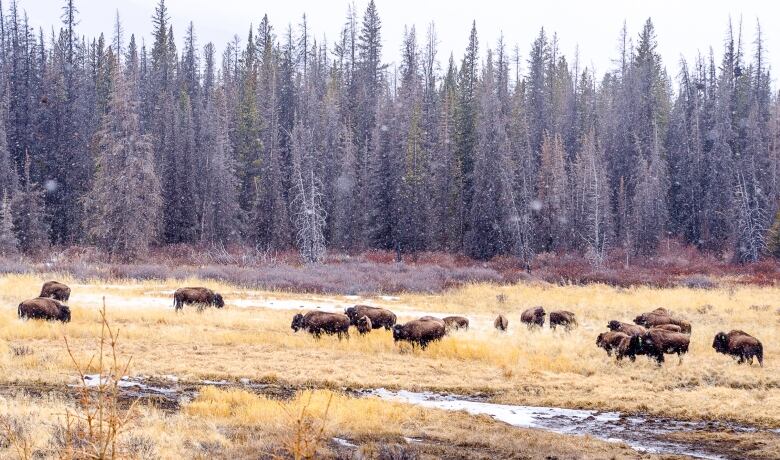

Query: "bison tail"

xmin=756 ymin=344 xmax=764 ymax=367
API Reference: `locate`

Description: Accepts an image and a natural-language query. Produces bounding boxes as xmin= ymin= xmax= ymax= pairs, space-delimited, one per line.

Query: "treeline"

xmin=0 ymin=0 xmax=779 ymax=263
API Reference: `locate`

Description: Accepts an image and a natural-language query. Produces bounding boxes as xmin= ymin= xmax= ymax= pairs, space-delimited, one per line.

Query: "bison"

xmin=18 ymin=297 xmax=71 ymax=322
xmin=712 ymin=330 xmax=763 ymax=366
xmin=355 ymin=315 xmax=373 ymax=335
xmin=651 ymin=324 xmax=683 ymax=333
xmin=494 ymin=314 xmax=509 ymax=331
xmin=443 ymin=316 xmax=469 ymax=332
xmin=291 ymin=311 xmax=350 ymax=340
xmin=173 ymin=287 xmax=224 ymax=311
xmin=607 ymin=320 xmax=647 ymax=337
xmin=393 ymin=319 xmax=446 ymax=349
xmin=596 ymin=331 xmax=630 ymax=357
xmin=345 ymin=305 xmax=397 ymax=330
xmin=549 ymin=310 xmax=577 ymax=332
xmin=628 ymin=329 xmax=690 ymax=364
xmin=520 ymin=307 xmax=545 ymax=329
xmin=39 ymin=281 xmax=71 ymax=302
xmin=633 ymin=311 xmax=691 ymax=334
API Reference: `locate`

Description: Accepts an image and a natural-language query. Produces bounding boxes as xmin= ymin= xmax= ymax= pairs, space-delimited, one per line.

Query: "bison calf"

xmin=291 ymin=311 xmax=350 ymax=340
xmin=19 ymin=298 xmax=71 ymax=322
xmin=345 ymin=305 xmax=397 ymax=330
xmin=494 ymin=314 xmax=509 ymax=331
xmin=549 ymin=310 xmax=577 ymax=332
xmin=173 ymin=287 xmax=224 ymax=311
xmin=40 ymin=281 xmax=71 ymax=302
xmin=712 ymin=330 xmax=763 ymax=366
xmin=521 ymin=307 xmax=545 ymax=329
xmin=393 ymin=319 xmax=446 ymax=349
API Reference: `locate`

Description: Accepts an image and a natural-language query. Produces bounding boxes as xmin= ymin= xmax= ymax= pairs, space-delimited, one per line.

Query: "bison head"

xmin=356 ymin=316 xmax=372 ymax=334
xmin=607 ymin=320 xmax=621 ymax=331
xmin=712 ymin=332 xmax=729 ymax=353
xmin=633 ymin=314 xmax=647 ymax=326
xmin=213 ymin=293 xmax=225 ymax=308
xmin=596 ymin=333 xmax=605 ymax=347
xmin=392 ymin=324 xmax=405 ymax=342
xmin=291 ymin=313 xmax=304 ymax=332
xmin=344 ymin=307 xmax=357 ymax=323
xmin=59 ymin=305 xmax=71 ymax=322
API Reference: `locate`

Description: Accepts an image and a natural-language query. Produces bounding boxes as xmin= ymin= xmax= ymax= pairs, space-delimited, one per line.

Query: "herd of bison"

xmin=15 ymin=281 xmax=764 ymax=367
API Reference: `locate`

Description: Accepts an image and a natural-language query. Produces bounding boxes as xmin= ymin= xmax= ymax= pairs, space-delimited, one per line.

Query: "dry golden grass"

xmin=0 ymin=273 xmax=777 ymax=434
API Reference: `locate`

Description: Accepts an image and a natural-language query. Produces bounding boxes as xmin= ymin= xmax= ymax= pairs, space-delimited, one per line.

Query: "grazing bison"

xmin=291 ymin=311 xmax=350 ymax=340
xmin=607 ymin=320 xmax=647 ymax=337
xmin=18 ymin=298 xmax=71 ymax=322
xmin=39 ymin=281 xmax=71 ymax=301
xmin=633 ymin=311 xmax=691 ymax=334
xmin=173 ymin=287 xmax=224 ymax=311
xmin=345 ymin=305 xmax=397 ymax=330
xmin=355 ymin=315 xmax=373 ymax=335
xmin=629 ymin=329 xmax=690 ymax=364
xmin=520 ymin=307 xmax=545 ymax=329
xmin=442 ymin=316 xmax=469 ymax=332
xmin=652 ymin=324 xmax=683 ymax=333
xmin=549 ymin=310 xmax=577 ymax=331
xmin=712 ymin=330 xmax=763 ymax=366
xmin=393 ymin=319 xmax=446 ymax=349
xmin=596 ymin=331 xmax=630 ymax=357
xmin=494 ymin=314 xmax=509 ymax=331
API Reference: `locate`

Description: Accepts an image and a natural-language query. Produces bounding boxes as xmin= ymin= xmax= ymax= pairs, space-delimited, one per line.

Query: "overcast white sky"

xmin=26 ymin=0 xmax=779 ymax=83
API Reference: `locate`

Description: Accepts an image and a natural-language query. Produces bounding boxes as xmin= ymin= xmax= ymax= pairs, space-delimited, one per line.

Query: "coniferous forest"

xmin=1 ymin=0 xmax=779 ymax=265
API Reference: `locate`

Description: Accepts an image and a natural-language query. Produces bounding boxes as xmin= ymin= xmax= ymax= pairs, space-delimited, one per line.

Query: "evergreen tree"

xmin=0 ymin=192 xmax=18 ymax=255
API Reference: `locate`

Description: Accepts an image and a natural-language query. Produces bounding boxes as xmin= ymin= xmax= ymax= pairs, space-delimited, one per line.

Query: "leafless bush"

xmin=10 ymin=345 xmax=33 ymax=357
xmin=278 ymin=392 xmax=332 ymax=460
xmin=0 ymin=414 xmax=34 ymax=459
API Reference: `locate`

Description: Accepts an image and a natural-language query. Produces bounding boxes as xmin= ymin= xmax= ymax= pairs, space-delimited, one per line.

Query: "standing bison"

xmin=19 ymin=298 xmax=71 ymax=322
xmin=494 ymin=314 xmax=509 ymax=331
xmin=173 ymin=287 xmax=224 ymax=311
xmin=521 ymin=307 xmax=546 ymax=329
xmin=597 ymin=331 xmax=630 ymax=357
xmin=39 ymin=281 xmax=71 ymax=302
xmin=628 ymin=329 xmax=690 ymax=364
xmin=344 ymin=305 xmax=397 ymax=330
xmin=607 ymin=320 xmax=647 ymax=337
xmin=443 ymin=316 xmax=469 ymax=332
xmin=633 ymin=310 xmax=691 ymax=334
xmin=549 ymin=310 xmax=577 ymax=331
xmin=393 ymin=319 xmax=446 ymax=349
xmin=355 ymin=316 xmax=373 ymax=335
xmin=291 ymin=311 xmax=350 ymax=339
xmin=712 ymin=330 xmax=763 ymax=366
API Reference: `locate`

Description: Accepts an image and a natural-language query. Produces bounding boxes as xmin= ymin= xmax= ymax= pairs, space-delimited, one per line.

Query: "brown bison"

xmin=18 ymin=298 xmax=71 ymax=322
xmin=443 ymin=316 xmax=469 ymax=332
xmin=628 ymin=329 xmax=690 ymax=364
xmin=291 ymin=311 xmax=350 ymax=339
xmin=393 ymin=319 xmax=446 ymax=349
xmin=712 ymin=330 xmax=763 ymax=366
xmin=607 ymin=320 xmax=647 ymax=337
xmin=494 ymin=314 xmax=509 ymax=331
xmin=355 ymin=315 xmax=373 ymax=335
xmin=39 ymin=281 xmax=71 ymax=301
xmin=173 ymin=287 xmax=224 ymax=311
xmin=652 ymin=324 xmax=683 ymax=333
xmin=633 ymin=311 xmax=691 ymax=334
xmin=549 ymin=310 xmax=577 ymax=331
xmin=521 ymin=307 xmax=545 ymax=329
xmin=596 ymin=331 xmax=630 ymax=357
xmin=345 ymin=305 xmax=397 ymax=330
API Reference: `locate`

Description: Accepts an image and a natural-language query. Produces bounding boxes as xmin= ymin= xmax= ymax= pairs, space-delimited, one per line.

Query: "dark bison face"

xmin=213 ymin=294 xmax=225 ymax=308
xmin=596 ymin=333 xmax=605 ymax=347
xmin=392 ymin=324 xmax=404 ymax=342
xmin=291 ymin=313 xmax=304 ymax=331
xmin=628 ymin=335 xmax=643 ymax=354
xmin=345 ymin=307 xmax=357 ymax=323
xmin=59 ymin=305 xmax=71 ymax=322
xmin=607 ymin=320 xmax=621 ymax=331
xmin=633 ymin=314 xmax=647 ymax=326
xmin=712 ymin=332 xmax=728 ymax=352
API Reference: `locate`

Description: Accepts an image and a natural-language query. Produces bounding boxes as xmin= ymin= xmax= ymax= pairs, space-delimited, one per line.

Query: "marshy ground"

xmin=0 ymin=273 xmax=778 ymax=458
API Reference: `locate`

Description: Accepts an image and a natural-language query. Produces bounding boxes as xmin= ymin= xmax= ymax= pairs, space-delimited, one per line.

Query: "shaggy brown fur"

xmin=633 ymin=311 xmax=691 ymax=333
xmin=629 ymin=329 xmax=690 ymax=364
xmin=596 ymin=331 xmax=630 ymax=357
xmin=356 ymin=316 xmax=373 ymax=335
xmin=291 ymin=311 xmax=350 ymax=340
xmin=173 ymin=287 xmax=224 ymax=311
xmin=652 ymin=324 xmax=683 ymax=333
xmin=393 ymin=319 xmax=446 ymax=349
xmin=442 ymin=316 xmax=469 ymax=332
xmin=345 ymin=305 xmax=397 ymax=330
xmin=607 ymin=320 xmax=647 ymax=337
xmin=39 ymin=281 xmax=71 ymax=302
xmin=494 ymin=314 xmax=509 ymax=331
xmin=18 ymin=297 xmax=71 ymax=322
xmin=520 ymin=307 xmax=545 ymax=329
xmin=712 ymin=330 xmax=763 ymax=366
xmin=549 ymin=310 xmax=577 ymax=331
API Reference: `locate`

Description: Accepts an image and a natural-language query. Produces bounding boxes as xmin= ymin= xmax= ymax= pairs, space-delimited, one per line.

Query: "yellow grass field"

xmin=0 ymin=273 xmax=778 ymax=458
